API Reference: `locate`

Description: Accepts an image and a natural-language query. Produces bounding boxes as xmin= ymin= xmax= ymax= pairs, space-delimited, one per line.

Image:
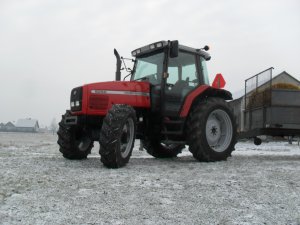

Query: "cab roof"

xmin=131 ymin=40 xmax=211 ymax=61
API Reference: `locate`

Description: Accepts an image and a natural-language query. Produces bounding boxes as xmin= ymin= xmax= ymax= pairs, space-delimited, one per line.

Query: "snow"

xmin=0 ymin=132 xmax=300 ymax=225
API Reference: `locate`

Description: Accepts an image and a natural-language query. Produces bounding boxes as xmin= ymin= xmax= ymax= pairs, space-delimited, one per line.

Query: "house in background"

xmin=0 ymin=122 xmax=16 ymax=132
xmin=15 ymin=118 xmax=39 ymax=133
xmin=0 ymin=119 xmax=40 ymax=133
xmin=6 ymin=122 xmax=16 ymax=131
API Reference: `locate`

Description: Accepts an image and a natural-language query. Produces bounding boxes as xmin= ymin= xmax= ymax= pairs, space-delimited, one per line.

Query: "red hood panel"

xmin=84 ymin=81 xmax=150 ymax=93
xmin=75 ymin=81 xmax=151 ymax=116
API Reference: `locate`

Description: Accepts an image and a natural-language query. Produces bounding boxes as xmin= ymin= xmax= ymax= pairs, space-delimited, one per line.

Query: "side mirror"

xmin=212 ymin=73 xmax=226 ymax=89
xmin=170 ymin=40 xmax=179 ymax=58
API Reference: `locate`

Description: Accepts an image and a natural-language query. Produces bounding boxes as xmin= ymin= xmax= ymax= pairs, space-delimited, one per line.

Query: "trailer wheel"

xmin=254 ymin=137 xmax=262 ymax=145
xmin=142 ymin=138 xmax=184 ymax=158
xmin=187 ymin=98 xmax=237 ymax=161
xmin=99 ymin=105 xmax=136 ymax=168
xmin=57 ymin=111 xmax=93 ymax=159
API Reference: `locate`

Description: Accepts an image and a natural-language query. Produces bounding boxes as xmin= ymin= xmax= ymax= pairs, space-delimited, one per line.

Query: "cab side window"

xmin=167 ymin=52 xmax=199 ymax=87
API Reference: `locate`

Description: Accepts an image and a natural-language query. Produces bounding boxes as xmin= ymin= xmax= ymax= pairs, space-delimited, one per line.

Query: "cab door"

xmin=164 ymin=51 xmax=200 ymax=116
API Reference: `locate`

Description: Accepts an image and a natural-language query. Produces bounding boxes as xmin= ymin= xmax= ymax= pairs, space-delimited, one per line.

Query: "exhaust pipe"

xmin=114 ymin=49 xmax=121 ymax=81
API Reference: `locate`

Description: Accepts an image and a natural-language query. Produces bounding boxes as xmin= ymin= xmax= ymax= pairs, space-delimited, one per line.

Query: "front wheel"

xmin=57 ymin=111 xmax=94 ymax=159
xmin=99 ymin=104 xmax=137 ymax=168
xmin=187 ymin=98 xmax=237 ymax=162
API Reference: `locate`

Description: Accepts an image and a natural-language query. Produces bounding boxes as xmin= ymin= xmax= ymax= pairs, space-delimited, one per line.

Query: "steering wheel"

xmin=135 ymin=73 xmax=157 ymax=81
xmin=166 ymin=83 xmax=174 ymax=88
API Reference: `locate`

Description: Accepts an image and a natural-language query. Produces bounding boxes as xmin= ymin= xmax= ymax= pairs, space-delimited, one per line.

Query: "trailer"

xmin=230 ymin=67 xmax=300 ymax=145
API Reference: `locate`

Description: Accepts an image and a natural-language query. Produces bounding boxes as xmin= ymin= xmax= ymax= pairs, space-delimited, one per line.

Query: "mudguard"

xmin=180 ymin=85 xmax=233 ymax=117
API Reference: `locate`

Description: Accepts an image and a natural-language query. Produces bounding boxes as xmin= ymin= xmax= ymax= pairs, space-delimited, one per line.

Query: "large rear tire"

xmin=142 ymin=138 xmax=184 ymax=158
xmin=99 ymin=105 xmax=137 ymax=168
xmin=57 ymin=111 xmax=94 ymax=159
xmin=187 ymin=98 xmax=237 ymax=161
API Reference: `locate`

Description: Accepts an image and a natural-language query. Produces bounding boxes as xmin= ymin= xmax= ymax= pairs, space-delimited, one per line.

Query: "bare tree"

xmin=50 ymin=118 xmax=58 ymax=134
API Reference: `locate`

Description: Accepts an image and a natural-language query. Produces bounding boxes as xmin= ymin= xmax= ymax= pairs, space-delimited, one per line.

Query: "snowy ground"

xmin=0 ymin=132 xmax=300 ymax=225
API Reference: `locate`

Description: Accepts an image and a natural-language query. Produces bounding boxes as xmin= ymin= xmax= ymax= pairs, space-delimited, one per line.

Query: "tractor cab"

xmin=130 ymin=41 xmax=211 ymax=117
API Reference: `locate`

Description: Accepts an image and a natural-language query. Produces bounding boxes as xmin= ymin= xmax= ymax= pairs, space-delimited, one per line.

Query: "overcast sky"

xmin=0 ymin=0 xmax=299 ymax=126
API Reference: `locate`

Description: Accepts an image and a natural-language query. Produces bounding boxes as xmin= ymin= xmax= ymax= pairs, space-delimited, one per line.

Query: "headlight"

xmin=131 ymin=41 xmax=167 ymax=57
xmin=70 ymin=86 xmax=83 ymax=111
xmin=156 ymin=42 xmax=163 ymax=48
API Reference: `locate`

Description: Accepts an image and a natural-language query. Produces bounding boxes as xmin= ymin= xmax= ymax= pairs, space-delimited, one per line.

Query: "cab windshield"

xmin=131 ymin=52 xmax=164 ymax=85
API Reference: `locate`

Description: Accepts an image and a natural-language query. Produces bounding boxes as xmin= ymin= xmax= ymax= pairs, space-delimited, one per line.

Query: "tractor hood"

xmin=84 ymin=81 xmax=150 ymax=94
xmin=75 ymin=81 xmax=151 ymax=115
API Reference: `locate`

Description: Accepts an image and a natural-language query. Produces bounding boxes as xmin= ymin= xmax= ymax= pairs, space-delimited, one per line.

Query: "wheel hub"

xmin=205 ymin=109 xmax=233 ymax=152
xmin=120 ymin=118 xmax=134 ymax=158
xmin=77 ymin=136 xmax=92 ymax=152
xmin=206 ymin=118 xmax=221 ymax=144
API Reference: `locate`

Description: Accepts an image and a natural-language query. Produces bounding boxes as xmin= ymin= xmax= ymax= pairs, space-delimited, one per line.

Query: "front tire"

xmin=57 ymin=111 xmax=94 ymax=159
xmin=99 ymin=105 xmax=137 ymax=168
xmin=187 ymin=98 xmax=237 ymax=162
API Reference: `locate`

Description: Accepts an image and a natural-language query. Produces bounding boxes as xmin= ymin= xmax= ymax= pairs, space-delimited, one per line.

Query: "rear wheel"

xmin=142 ymin=138 xmax=184 ymax=158
xmin=99 ymin=104 xmax=136 ymax=168
xmin=187 ymin=98 xmax=236 ymax=161
xmin=57 ymin=111 xmax=93 ymax=159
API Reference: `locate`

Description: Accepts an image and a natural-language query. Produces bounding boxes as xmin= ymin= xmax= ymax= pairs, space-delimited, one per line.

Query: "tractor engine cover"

xmin=72 ymin=81 xmax=151 ymax=116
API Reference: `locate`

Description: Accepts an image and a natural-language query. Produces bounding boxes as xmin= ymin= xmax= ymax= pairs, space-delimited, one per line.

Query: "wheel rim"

xmin=205 ymin=109 xmax=233 ymax=152
xmin=120 ymin=117 xmax=135 ymax=158
xmin=77 ymin=136 xmax=92 ymax=152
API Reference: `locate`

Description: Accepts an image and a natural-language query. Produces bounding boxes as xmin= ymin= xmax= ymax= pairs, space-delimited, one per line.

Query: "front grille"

xmin=70 ymin=86 xmax=83 ymax=111
xmin=89 ymin=95 xmax=109 ymax=110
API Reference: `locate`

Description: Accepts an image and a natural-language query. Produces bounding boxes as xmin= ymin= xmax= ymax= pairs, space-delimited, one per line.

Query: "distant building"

xmin=0 ymin=122 xmax=16 ymax=132
xmin=15 ymin=118 xmax=39 ymax=133
xmin=0 ymin=119 xmax=40 ymax=133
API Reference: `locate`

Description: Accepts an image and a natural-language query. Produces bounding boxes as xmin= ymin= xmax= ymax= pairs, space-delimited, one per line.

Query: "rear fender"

xmin=180 ymin=85 xmax=232 ymax=117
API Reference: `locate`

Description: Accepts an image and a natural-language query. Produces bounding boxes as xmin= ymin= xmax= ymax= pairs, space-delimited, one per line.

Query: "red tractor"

xmin=57 ymin=40 xmax=237 ymax=168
